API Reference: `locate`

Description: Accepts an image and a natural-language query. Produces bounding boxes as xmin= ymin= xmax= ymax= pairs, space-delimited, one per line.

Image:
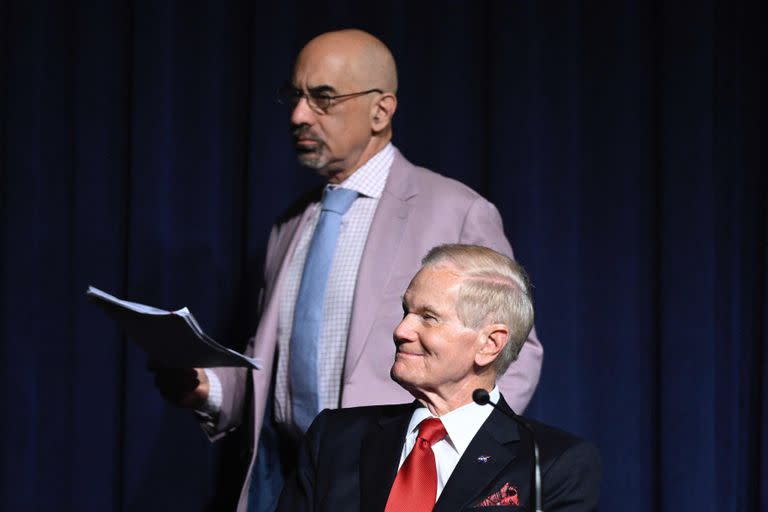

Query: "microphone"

xmin=472 ymin=389 xmax=543 ymax=512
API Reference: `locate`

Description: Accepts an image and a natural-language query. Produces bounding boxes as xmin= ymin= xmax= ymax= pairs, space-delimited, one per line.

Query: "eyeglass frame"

xmin=277 ymin=83 xmax=384 ymax=113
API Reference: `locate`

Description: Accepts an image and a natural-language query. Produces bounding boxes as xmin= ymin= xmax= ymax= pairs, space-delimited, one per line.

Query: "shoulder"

xmin=520 ymin=418 xmax=602 ymax=507
xmin=520 ymin=417 xmax=601 ymax=494
xmin=524 ymin=418 xmax=599 ymax=463
xmin=383 ymin=148 xmax=512 ymax=256
xmin=312 ymin=403 xmax=412 ymax=432
xmin=274 ymin=184 xmax=324 ymax=226
xmin=262 ymin=184 xmax=323 ymax=270
xmin=497 ymin=396 xmax=599 ymax=471
xmin=302 ymin=403 xmax=413 ymax=458
xmin=388 ymin=148 xmax=490 ymax=204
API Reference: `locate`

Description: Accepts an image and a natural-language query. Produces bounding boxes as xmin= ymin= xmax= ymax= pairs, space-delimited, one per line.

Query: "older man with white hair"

xmin=278 ymin=244 xmax=601 ymax=512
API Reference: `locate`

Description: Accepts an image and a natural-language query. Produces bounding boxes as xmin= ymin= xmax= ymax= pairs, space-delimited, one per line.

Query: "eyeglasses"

xmin=277 ymin=84 xmax=383 ymax=112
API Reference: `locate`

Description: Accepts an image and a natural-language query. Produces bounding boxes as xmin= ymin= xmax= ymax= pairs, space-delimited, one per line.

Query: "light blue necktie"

xmin=290 ymin=186 xmax=358 ymax=432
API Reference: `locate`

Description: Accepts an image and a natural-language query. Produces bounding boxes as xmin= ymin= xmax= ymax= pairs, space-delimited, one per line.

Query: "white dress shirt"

xmin=398 ymin=387 xmax=500 ymax=500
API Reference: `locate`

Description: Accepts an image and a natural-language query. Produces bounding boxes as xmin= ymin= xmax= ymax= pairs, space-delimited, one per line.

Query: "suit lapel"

xmin=344 ymin=149 xmax=417 ymax=375
xmin=250 ymin=197 xmax=318 ymax=362
xmin=434 ymin=399 xmax=522 ymax=512
xmin=248 ymin=191 xmax=321 ymax=436
xmin=359 ymin=403 xmax=417 ymax=512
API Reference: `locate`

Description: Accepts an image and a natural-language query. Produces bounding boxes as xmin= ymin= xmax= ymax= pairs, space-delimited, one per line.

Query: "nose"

xmin=290 ymin=95 xmax=316 ymax=126
xmin=393 ymin=315 xmax=417 ymax=344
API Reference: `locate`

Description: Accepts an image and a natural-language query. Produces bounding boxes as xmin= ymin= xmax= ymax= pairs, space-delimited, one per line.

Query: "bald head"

xmin=288 ymin=29 xmax=399 ymax=182
xmin=297 ymin=29 xmax=398 ymax=93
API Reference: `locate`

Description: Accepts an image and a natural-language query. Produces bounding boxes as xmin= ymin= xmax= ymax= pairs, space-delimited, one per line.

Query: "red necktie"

xmin=385 ymin=417 xmax=448 ymax=512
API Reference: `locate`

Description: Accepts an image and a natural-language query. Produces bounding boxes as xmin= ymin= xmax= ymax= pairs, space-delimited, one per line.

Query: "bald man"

xmin=152 ymin=29 xmax=543 ymax=512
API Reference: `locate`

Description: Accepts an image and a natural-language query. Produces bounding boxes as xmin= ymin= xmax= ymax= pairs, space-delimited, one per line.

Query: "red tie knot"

xmin=418 ymin=418 xmax=447 ymax=446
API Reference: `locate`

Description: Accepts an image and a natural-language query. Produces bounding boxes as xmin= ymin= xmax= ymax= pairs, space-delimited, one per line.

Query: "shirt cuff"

xmin=194 ymin=369 xmax=223 ymax=431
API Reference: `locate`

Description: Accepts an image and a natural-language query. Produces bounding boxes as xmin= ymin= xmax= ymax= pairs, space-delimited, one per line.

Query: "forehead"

xmin=405 ymin=265 xmax=463 ymax=307
xmin=293 ymin=44 xmax=357 ymax=90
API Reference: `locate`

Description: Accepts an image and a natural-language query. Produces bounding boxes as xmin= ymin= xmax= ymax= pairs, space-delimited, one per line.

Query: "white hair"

xmin=421 ymin=244 xmax=534 ymax=376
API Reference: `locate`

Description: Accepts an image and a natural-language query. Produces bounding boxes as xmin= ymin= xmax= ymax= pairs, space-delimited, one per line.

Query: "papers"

xmin=86 ymin=286 xmax=260 ymax=369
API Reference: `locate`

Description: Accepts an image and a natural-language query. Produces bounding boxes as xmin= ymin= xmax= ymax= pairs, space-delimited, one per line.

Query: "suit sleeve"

xmin=542 ymin=441 xmax=602 ymax=512
xmin=277 ymin=410 xmax=327 ymax=511
xmin=198 ymin=222 xmax=280 ymax=440
xmin=459 ymin=197 xmax=543 ymax=414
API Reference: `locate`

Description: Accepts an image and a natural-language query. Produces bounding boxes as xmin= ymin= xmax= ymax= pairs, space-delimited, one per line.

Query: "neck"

xmin=413 ymin=377 xmax=496 ymax=417
xmin=325 ymin=134 xmax=391 ymax=184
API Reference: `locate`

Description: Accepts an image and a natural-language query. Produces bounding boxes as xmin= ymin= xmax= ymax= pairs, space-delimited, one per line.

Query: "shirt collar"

xmin=333 ymin=143 xmax=394 ymax=199
xmin=406 ymin=387 xmax=500 ymax=456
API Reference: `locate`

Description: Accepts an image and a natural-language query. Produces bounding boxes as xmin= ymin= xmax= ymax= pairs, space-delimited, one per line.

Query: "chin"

xmin=296 ymin=151 xmax=328 ymax=170
xmin=390 ymin=363 xmax=420 ymax=390
xmin=390 ymin=364 xmax=408 ymax=386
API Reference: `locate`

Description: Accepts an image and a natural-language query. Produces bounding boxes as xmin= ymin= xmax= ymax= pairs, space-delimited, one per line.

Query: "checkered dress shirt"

xmin=274 ymin=144 xmax=394 ymax=428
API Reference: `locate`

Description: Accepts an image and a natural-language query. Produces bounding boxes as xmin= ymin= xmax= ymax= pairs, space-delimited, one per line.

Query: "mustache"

xmin=291 ymin=125 xmax=323 ymax=144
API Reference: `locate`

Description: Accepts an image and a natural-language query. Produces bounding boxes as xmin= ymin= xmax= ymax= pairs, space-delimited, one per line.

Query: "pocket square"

xmin=474 ymin=482 xmax=520 ymax=507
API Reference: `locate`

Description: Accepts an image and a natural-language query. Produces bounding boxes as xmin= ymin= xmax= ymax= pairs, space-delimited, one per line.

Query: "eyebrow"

xmin=306 ymin=84 xmax=337 ymax=95
xmin=401 ymin=297 xmax=441 ymax=318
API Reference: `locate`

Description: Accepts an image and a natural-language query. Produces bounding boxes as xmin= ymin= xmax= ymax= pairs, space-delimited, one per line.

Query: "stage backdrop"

xmin=1 ymin=1 xmax=765 ymax=511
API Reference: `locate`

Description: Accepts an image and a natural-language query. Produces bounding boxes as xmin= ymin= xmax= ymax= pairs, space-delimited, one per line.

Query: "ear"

xmin=370 ymin=93 xmax=397 ymax=132
xmin=474 ymin=323 xmax=510 ymax=369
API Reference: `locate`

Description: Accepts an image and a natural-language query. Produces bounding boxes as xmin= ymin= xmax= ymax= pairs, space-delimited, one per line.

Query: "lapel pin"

xmin=476 ymin=455 xmax=492 ymax=463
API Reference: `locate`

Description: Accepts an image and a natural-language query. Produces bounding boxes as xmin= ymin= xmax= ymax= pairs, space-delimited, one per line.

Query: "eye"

xmin=421 ymin=313 xmax=437 ymax=323
xmin=309 ymin=92 xmax=333 ymax=109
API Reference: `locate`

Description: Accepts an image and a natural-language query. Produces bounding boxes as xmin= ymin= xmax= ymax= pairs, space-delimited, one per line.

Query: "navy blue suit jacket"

xmin=277 ymin=397 xmax=601 ymax=511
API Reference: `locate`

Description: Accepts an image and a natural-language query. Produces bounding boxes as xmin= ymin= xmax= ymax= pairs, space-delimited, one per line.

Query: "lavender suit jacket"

xmin=210 ymin=148 xmax=543 ymax=511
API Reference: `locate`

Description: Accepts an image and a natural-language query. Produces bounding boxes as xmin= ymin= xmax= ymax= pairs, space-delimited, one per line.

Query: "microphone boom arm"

xmin=472 ymin=389 xmax=543 ymax=512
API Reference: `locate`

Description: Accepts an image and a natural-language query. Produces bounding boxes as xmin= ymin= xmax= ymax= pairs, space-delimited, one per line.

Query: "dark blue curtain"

xmin=1 ymin=1 xmax=765 ymax=510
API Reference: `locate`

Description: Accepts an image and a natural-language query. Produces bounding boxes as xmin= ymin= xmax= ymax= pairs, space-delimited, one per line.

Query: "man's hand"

xmin=149 ymin=364 xmax=210 ymax=409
